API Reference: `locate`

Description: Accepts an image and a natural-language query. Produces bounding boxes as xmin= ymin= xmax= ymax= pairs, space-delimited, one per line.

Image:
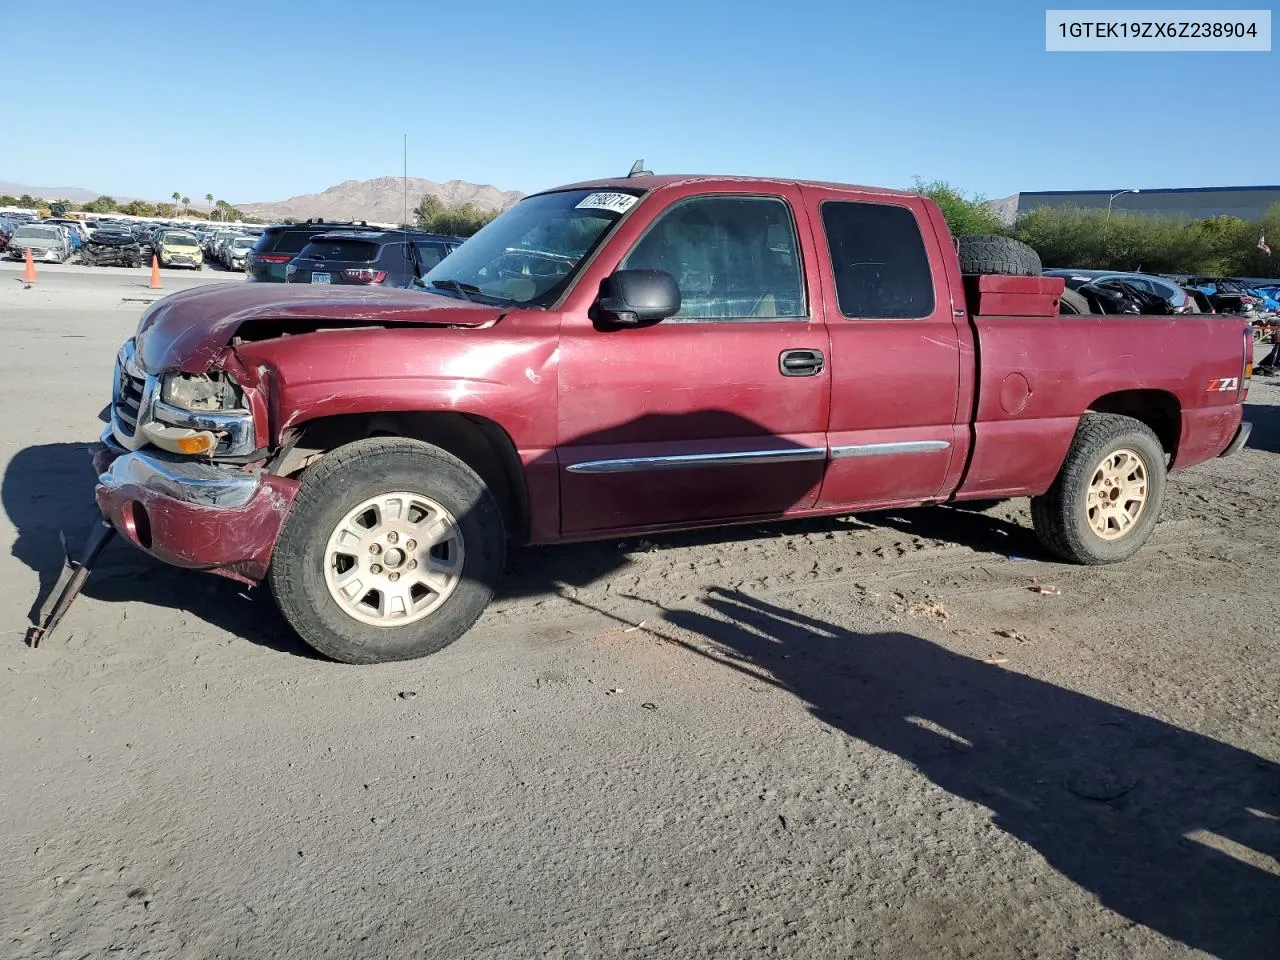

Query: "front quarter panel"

xmin=231 ymin=310 xmax=561 ymax=453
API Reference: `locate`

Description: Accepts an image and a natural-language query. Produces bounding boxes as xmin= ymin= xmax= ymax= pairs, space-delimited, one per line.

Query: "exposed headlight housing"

xmin=162 ymin=370 xmax=245 ymax=411
xmin=138 ymin=371 xmax=257 ymax=457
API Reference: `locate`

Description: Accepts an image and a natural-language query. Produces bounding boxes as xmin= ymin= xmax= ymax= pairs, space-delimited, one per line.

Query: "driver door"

xmin=555 ymin=187 xmax=831 ymax=535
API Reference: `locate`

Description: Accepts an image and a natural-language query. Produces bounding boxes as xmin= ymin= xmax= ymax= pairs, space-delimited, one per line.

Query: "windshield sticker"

xmin=575 ymin=192 xmax=638 ymax=214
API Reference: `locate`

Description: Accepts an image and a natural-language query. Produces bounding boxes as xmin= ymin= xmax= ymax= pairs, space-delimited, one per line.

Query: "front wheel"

xmin=270 ymin=437 xmax=506 ymax=663
xmin=1031 ymin=414 xmax=1166 ymax=564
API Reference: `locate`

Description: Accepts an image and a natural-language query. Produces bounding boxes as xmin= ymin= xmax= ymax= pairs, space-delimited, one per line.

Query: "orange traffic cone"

xmin=149 ymin=255 xmax=162 ymax=289
xmin=23 ymin=248 xmax=37 ymax=284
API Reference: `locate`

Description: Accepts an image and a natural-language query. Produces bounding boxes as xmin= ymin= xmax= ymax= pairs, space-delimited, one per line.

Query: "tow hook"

xmin=25 ymin=519 xmax=117 ymax=648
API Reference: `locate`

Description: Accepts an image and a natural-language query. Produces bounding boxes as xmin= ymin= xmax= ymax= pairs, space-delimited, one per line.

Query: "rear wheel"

xmin=270 ymin=437 xmax=507 ymax=663
xmin=1031 ymin=414 xmax=1166 ymax=564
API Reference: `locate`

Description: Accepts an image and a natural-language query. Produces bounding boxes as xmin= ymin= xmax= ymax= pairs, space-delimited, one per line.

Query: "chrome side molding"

xmin=566 ymin=447 xmax=828 ymax=474
xmin=829 ymin=440 xmax=951 ymax=459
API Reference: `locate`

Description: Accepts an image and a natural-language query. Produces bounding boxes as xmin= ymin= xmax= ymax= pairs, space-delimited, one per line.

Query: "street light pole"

xmin=1107 ymin=188 xmax=1140 ymax=222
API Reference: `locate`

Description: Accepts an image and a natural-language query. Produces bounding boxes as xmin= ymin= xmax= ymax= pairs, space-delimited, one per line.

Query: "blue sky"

xmin=4 ymin=1 xmax=1276 ymax=203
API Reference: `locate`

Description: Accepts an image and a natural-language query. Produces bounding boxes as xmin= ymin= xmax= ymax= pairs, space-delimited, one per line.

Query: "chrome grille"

xmin=110 ymin=340 xmax=158 ymax=449
xmin=116 ymin=367 xmax=145 ymax=429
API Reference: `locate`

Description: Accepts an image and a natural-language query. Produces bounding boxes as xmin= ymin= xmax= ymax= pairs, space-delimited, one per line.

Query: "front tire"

xmin=1031 ymin=414 xmax=1166 ymax=564
xmin=270 ymin=437 xmax=506 ymax=663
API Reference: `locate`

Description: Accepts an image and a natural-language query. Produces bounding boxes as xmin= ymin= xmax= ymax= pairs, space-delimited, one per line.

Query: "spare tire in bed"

xmin=957 ymin=235 xmax=1042 ymax=276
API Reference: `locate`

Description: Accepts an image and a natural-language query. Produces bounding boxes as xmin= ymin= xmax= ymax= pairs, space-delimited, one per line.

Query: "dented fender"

xmin=230 ymin=315 xmax=562 ymax=451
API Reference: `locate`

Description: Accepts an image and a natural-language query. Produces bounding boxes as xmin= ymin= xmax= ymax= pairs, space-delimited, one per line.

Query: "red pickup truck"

xmin=76 ymin=174 xmax=1252 ymax=662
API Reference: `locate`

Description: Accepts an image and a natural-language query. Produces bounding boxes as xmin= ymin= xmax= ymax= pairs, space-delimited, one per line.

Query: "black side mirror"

xmin=592 ymin=269 xmax=680 ymax=327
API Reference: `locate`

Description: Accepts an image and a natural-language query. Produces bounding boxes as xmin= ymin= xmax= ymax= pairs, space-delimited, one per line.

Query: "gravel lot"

xmin=1 ymin=272 xmax=1277 ymax=959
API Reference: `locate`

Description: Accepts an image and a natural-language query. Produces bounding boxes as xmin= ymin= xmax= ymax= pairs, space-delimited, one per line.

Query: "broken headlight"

xmin=161 ymin=370 xmax=246 ymax=412
xmin=142 ymin=370 xmax=256 ymax=457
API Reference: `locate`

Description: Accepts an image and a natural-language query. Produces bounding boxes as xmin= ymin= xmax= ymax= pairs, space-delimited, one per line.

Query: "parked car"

xmin=206 ymin=229 xmax=238 ymax=261
xmin=42 ymin=219 xmax=84 ymax=253
xmin=0 ymin=219 xmax=13 ymax=253
xmin=285 ymin=230 xmax=462 ymax=287
xmin=223 ymin=235 xmax=257 ymax=271
xmin=1187 ymin=277 xmax=1265 ymax=315
xmin=155 ymin=229 xmax=204 ymax=269
xmin=80 ymin=229 xmax=143 ymax=268
xmin=217 ymin=232 xmax=248 ymax=266
xmin=82 ymin=173 xmax=1253 ymax=663
xmin=1043 ymin=269 xmax=1192 ymax=314
xmin=6 ymin=224 xmax=70 ymax=262
xmin=245 ymin=219 xmax=373 ymax=282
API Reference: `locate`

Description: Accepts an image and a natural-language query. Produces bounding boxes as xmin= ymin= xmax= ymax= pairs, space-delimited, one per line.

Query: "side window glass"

xmin=820 ymin=201 xmax=935 ymax=319
xmin=620 ymin=196 xmax=805 ymax=321
xmin=414 ymin=242 xmax=447 ymax=273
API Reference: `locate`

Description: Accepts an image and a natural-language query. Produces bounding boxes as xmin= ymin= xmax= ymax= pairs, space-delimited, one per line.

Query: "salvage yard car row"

xmin=0 ymin=214 xmax=265 ymax=271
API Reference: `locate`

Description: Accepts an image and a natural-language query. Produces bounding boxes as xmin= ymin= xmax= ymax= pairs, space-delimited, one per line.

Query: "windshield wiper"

xmin=429 ymin=279 xmax=481 ymax=302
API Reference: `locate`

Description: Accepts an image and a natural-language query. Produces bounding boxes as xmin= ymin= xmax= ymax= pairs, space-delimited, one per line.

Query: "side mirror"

xmin=592 ymin=269 xmax=680 ymax=327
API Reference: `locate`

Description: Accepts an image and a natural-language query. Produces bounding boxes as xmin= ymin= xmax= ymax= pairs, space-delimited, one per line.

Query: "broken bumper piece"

xmin=94 ymin=433 xmax=300 ymax=584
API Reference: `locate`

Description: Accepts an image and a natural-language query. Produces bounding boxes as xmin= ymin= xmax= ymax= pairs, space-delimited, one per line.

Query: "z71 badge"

xmin=1206 ymin=377 xmax=1240 ymax=392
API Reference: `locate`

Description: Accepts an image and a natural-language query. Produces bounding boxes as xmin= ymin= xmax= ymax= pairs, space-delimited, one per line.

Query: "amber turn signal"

xmin=175 ymin=434 xmax=216 ymax=455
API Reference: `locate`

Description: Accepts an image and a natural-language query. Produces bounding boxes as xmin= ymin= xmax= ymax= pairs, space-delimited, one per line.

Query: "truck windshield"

xmin=421 ymin=188 xmax=642 ymax=306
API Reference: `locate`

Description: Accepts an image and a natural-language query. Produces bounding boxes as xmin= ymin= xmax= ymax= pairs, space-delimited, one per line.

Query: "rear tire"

xmin=270 ymin=437 xmax=507 ymax=663
xmin=957 ymin=235 xmax=1042 ymax=276
xmin=1031 ymin=414 xmax=1166 ymax=564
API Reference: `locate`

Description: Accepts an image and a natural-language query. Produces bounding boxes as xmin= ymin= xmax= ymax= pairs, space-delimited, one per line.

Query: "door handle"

xmin=779 ymin=349 xmax=825 ymax=377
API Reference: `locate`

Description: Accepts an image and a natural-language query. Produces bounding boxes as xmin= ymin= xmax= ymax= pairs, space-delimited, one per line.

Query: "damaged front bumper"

xmin=94 ymin=431 xmax=299 ymax=584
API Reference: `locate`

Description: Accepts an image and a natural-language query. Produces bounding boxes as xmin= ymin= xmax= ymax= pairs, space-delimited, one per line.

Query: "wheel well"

xmin=1086 ymin=390 xmax=1181 ymax=456
xmin=274 ymin=412 xmax=529 ymax=542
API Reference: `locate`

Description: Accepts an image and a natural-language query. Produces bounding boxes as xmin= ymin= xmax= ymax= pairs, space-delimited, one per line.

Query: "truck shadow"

xmin=657 ymin=587 xmax=1280 ymax=959
xmin=499 ymin=504 xmax=1048 ymax=601
xmin=6 ymin=437 xmax=1047 ymax=656
xmin=1243 ymin=400 xmax=1280 ymax=454
xmin=3 ymin=442 xmax=316 ymax=658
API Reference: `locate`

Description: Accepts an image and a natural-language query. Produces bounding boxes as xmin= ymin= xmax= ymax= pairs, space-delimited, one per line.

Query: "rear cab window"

xmin=819 ymin=201 xmax=935 ymax=319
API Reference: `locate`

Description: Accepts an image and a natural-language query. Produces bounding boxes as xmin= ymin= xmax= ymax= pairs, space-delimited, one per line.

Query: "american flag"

xmin=1260 ymin=232 xmax=1272 ymax=256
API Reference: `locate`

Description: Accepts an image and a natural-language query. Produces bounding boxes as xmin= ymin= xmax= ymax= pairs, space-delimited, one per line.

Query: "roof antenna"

xmin=627 ymin=159 xmax=652 ymax=178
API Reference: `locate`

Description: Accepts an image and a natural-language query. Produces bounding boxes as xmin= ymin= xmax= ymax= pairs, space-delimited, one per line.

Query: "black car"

xmin=284 ymin=230 xmax=463 ymax=288
xmin=245 ymin=218 xmax=376 ymax=282
xmin=80 ymin=229 xmax=142 ymax=267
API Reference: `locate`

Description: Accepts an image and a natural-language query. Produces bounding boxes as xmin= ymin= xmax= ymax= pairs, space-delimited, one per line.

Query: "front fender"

xmin=231 ymin=323 xmax=561 ymax=453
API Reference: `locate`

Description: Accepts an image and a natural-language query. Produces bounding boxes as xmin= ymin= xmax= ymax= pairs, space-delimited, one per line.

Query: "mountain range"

xmin=236 ymin=177 xmax=524 ymax=223
xmin=0 ymin=181 xmax=115 ymax=203
xmin=1 ymin=176 xmax=523 ymax=222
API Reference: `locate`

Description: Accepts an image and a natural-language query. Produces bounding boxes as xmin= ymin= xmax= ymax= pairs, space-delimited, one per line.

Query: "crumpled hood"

xmin=135 ymin=282 xmax=504 ymax=374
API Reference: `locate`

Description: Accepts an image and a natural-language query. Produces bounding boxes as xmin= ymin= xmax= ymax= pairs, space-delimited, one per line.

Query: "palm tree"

xmin=171 ymin=191 xmax=181 ymax=208
xmin=181 ymin=196 xmax=190 ymax=217
xmin=205 ymin=193 xmax=215 ymax=221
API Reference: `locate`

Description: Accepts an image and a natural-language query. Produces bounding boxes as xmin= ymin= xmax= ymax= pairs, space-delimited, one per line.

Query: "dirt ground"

xmin=1 ymin=275 xmax=1277 ymax=959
